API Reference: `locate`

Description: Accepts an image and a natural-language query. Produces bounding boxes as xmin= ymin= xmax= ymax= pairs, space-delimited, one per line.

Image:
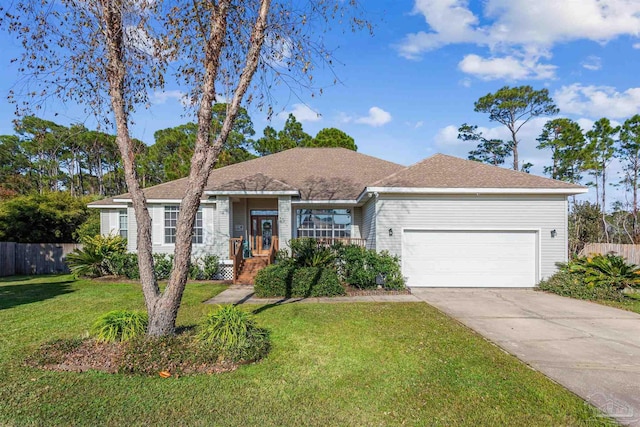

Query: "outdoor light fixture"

xmin=388 ymin=228 xmax=393 ymax=236
xmin=551 ymin=229 xmax=557 ymax=238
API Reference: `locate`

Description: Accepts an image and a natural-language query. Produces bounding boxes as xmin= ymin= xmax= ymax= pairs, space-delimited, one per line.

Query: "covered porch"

xmin=222 ymin=194 xmax=365 ymax=283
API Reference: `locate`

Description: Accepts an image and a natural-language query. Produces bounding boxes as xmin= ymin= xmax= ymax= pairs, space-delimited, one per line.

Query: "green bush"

xmin=0 ymin=192 xmax=95 ymax=243
xmin=539 ymin=270 xmax=624 ymax=301
xmin=153 ymin=254 xmax=174 ymax=280
xmin=339 ymin=246 xmax=405 ymax=290
xmin=105 ymin=253 xmax=219 ymax=281
xmin=106 ymin=252 xmax=140 ymax=279
xmin=254 ymin=264 xmax=296 ymax=297
xmin=90 ymin=310 xmax=148 ymax=343
xmin=201 ymin=255 xmax=220 ymax=279
xmin=290 ymin=238 xmax=335 ymax=267
xmin=119 ymin=333 xmax=220 ymax=375
xmin=197 ymin=305 xmax=270 ymax=363
xmin=66 ymin=234 xmax=127 ymax=277
xmin=291 ymin=267 xmax=345 ymax=297
xmin=566 ymin=254 xmax=640 ymax=290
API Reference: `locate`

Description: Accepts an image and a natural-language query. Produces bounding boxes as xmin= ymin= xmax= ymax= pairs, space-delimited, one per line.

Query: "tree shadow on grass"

xmin=0 ymin=280 xmax=75 ymax=310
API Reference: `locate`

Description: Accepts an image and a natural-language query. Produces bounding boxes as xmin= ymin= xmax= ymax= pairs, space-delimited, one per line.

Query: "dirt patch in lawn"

xmin=25 ymin=337 xmax=239 ymax=376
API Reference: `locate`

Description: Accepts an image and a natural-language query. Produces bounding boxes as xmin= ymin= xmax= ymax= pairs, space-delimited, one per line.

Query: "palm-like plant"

xmin=567 ymin=254 xmax=640 ymax=290
xmin=66 ymin=234 xmax=127 ymax=277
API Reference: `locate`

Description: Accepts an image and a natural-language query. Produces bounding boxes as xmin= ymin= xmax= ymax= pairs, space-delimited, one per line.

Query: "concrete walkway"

xmin=411 ymin=288 xmax=640 ymax=426
xmin=206 ymin=285 xmax=419 ymax=305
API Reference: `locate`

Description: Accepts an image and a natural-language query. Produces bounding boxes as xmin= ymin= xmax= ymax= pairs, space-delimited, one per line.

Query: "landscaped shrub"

xmin=197 ymin=305 xmax=270 ymax=363
xmin=66 ymin=234 xmax=127 ymax=277
xmin=291 ymin=267 xmax=345 ymax=297
xmin=201 ymin=255 xmax=220 ymax=279
xmin=105 ymin=253 xmax=219 ymax=281
xmin=254 ymin=264 xmax=296 ymax=297
xmin=106 ymin=252 xmax=140 ymax=279
xmin=90 ymin=310 xmax=148 ymax=343
xmin=290 ymin=237 xmax=335 ymax=267
xmin=153 ymin=253 xmax=174 ymax=280
xmin=566 ymin=254 xmax=640 ymax=290
xmin=339 ymin=246 xmax=405 ymax=290
xmin=538 ymin=270 xmax=625 ymax=301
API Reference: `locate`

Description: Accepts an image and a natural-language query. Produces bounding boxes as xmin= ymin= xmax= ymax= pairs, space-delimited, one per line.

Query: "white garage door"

xmin=403 ymin=230 xmax=538 ymax=287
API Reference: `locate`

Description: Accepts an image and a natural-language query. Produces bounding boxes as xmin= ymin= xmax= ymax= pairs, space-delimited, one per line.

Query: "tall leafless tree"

xmin=1 ymin=0 xmax=368 ymax=335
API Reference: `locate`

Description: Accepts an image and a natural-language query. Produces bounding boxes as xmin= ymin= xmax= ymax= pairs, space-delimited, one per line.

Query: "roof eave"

xmin=362 ymin=186 xmax=589 ymax=196
xmin=204 ymin=190 xmax=300 ymax=196
xmin=87 ymin=204 xmax=127 ymax=209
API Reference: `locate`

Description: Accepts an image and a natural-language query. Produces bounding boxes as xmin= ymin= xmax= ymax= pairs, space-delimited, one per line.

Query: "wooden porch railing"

xmin=267 ymin=236 xmax=279 ymax=265
xmin=230 ymin=236 xmax=244 ymax=284
xmin=294 ymin=237 xmax=367 ymax=247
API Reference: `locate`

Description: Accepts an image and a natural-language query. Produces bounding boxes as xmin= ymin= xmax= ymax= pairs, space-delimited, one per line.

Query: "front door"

xmin=251 ymin=215 xmax=278 ymax=255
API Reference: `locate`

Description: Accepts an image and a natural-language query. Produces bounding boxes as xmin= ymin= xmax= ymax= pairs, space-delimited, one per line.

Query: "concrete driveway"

xmin=411 ymin=288 xmax=640 ymax=426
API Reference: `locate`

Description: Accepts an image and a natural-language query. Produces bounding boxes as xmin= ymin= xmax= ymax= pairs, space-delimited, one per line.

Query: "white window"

xmin=296 ymin=209 xmax=352 ymax=239
xmin=119 ymin=210 xmax=128 ymax=240
xmin=164 ymin=206 xmax=203 ymax=244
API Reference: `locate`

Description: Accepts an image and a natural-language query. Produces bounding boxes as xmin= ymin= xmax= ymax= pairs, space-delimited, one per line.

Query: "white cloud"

xmin=554 ymin=84 xmax=640 ymax=119
xmin=337 ymin=112 xmax=353 ymax=124
xmin=396 ymin=0 xmax=640 ymax=82
xmin=581 ymin=55 xmax=602 ymax=71
xmin=277 ymin=103 xmax=321 ymax=123
xmin=458 ymin=54 xmax=556 ymax=80
xmin=398 ymin=0 xmax=640 ymax=59
xmin=459 ymin=78 xmax=472 ymax=88
xmin=355 ymin=107 xmax=392 ymax=127
xmin=415 ymin=120 xmax=425 ymax=129
xmin=151 ymin=90 xmax=189 ymax=106
xmin=124 ymin=26 xmax=156 ymax=56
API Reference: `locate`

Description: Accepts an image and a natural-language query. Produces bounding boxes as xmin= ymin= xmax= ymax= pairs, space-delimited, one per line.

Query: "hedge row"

xmin=254 ymin=265 xmax=345 ymax=298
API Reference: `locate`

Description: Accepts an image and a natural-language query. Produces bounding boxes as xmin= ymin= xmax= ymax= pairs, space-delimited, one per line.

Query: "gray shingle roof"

xmin=89 ymin=150 xmax=585 ymax=207
xmin=373 ymin=154 xmax=585 ymax=190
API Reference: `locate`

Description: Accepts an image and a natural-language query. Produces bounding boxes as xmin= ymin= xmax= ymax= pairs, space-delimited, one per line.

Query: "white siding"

xmin=127 ymin=206 xmax=137 ymax=252
xmin=361 ymin=197 xmax=377 ymax=250
xmin=278 ymin=196 xmax=292 ymax=253
xmin=352 ymin=207 xmax=362 ymax=239
xmin=375 ymin=194 xmax=568 ymax=281
xmin=213 ymin=197 xmax=231 ymax=258
xmin=100 ymin=209 xmax=120 ymax=236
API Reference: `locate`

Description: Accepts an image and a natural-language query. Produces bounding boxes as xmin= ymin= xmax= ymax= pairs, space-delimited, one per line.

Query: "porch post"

xmin=214 ymin=196 xmax=231 ymax=259
xmin=278 ymin=196 xmax=292 ymax=254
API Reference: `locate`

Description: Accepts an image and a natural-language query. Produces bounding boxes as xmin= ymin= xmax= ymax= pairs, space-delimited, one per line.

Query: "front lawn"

xmin=0 ymin=275 xmax=609 ymax=425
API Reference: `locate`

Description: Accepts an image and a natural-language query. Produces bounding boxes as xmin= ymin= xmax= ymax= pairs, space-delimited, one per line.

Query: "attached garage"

xmin=402 ymin=229 xmax=539 ymax=288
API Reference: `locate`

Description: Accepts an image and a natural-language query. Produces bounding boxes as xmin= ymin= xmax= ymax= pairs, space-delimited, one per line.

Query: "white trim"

xmin=88 ymin=204 xmax=127 ymax=209
xmin=112 ymin=198 xmax=216 ymax=204
xmin=401 ymin=227 xmax=542 ymax=285
xmin=291 ymin=199 xmax=357 ymax=205
xmin=365 ymin=186 xmax=588 ymax=196
xmin=204 ymin=190 xmax=299 ymax=196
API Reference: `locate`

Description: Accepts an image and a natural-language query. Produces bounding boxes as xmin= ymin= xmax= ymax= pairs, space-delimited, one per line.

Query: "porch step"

xmin=235 ymin=257 xmax=269 ymax=285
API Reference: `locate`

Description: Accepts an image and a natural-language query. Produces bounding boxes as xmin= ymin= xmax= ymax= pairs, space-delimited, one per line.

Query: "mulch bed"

xmin=345 ymin=286 xmax=412 ymax=296
xmin=26 ymin=338 xmax=238 ymax=376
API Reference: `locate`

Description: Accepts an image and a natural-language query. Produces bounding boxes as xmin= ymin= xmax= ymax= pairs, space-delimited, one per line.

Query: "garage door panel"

xmin=403 ymin=230 xmax=537 ymax=288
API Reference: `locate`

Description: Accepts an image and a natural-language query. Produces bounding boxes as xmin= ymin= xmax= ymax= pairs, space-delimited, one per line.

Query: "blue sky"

xmin=1 ymin=0 xmax=640 ymax=204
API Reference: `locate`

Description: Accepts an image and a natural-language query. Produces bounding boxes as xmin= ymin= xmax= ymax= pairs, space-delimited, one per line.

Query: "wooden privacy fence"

xmin=0 ymin=242 xmax=81 ymax=277
xmin=580 ymin=243 xmax=640 ymax=265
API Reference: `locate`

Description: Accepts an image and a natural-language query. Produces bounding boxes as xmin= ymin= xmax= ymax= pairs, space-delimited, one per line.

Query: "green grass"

xmin=595 ymin=297 xmax=640 ymax=314
xmin=0 ymin=275 xmax=611 ymax=426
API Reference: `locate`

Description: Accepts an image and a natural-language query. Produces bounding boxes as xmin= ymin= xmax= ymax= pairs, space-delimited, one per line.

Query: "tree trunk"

xmin=510 ymin=127 xmax=518 ymax=171
xmin=146 ymin=0 xmax=271 ymax=336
